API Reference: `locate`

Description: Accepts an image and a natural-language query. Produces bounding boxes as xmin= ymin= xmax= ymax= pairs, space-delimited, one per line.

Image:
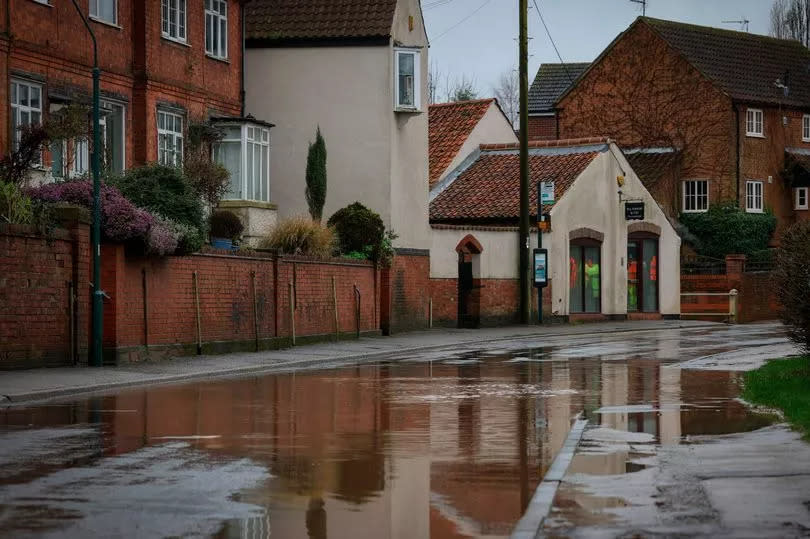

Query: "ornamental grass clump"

xmin=261 ymin=216 xmax=336 ymax=258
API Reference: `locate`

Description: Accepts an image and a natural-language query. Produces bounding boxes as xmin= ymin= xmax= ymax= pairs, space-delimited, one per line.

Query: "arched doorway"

xmin=456 ymin=235 xmax=483 ymax=328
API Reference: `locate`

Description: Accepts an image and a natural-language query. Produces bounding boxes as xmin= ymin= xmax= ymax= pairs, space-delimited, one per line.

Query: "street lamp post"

xmin=71 ymin=0 xmax=103 ymax=366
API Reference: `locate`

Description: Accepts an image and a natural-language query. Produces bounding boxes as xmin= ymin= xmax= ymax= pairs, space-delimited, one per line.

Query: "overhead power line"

xmin=430 ymin=0 xmax=493 ymax=41
xmin=531 ymin=0 xmax=574 ymax=83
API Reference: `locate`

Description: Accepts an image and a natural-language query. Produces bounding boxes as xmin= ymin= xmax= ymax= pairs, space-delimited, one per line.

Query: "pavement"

xmin=0 ymin=319 xmax=716 ymax=405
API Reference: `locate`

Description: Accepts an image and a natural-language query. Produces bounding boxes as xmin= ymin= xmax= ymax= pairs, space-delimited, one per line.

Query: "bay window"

xmin=213 ymin=121 xmax=271 ymax=203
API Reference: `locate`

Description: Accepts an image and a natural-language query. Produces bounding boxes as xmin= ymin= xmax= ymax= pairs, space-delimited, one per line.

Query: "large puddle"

xmin=0 ymin=325 xmax=788 ymax=538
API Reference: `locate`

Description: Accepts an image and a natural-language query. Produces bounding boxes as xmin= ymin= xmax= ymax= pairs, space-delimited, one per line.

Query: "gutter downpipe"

xmin=71 ymin=0 xmax=104 ymax=367
xmin=240 ymin=2 xmax=246 ymax=116
xmin=734 ymin=104 xmax=741 ymax=208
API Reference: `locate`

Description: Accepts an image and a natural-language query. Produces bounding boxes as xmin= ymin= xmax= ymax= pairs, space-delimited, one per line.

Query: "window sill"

xmin=745 ymin=133 xmax=765 ymax=139
xmin=161 ymin=35 xmax=191 ymax=48
xmin=89 ymin=15 xmax=121 ymax=29
xmin=206 ymin=53 xmax=230 ymax=64
xmin=219 ymin=199 xmax=277 ymax=210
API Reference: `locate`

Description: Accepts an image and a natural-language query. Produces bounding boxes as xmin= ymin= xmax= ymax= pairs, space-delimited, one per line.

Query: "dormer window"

xmin=746 ymin=108 xmax=763 ymax=137
xmin=394 ymin=48 xmax=420 ymax=111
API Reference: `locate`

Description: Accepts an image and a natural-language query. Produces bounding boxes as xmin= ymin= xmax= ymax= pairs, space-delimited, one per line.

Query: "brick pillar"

xmin=725 ymin=254 xmax=746 ymax=288
xmin=52 ymin=205 xmax=92 ymax=365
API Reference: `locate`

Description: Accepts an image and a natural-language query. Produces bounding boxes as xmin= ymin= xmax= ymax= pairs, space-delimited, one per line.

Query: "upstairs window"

xmin=746 ymin=108 xmax=763 ymax=137
xmin=746 ymin=180 xmax=764 ymax=213
xmin=90 ymin=0 xmax=118 ymax=25
xmin=157 ymin=109 xmax=184 ymax=166
xmin=162 ymin=0 xmax=187 ymax=43
xmin=205 ymin=0 xmax=228 ymax=59
xmin=803 ymin=114 xmax=810 ymax=142
xmin=682 ymin=179 xmax=708 ymax=213
xmin=10 ymin=79 xmax=43 ymax=166
xmin=213 ymin=122 xmax=272 ymax=202
xmin=796 ymin=187 xmax=809 ymax=210
xmin=394 ymin=48 xmax=420 ymax=111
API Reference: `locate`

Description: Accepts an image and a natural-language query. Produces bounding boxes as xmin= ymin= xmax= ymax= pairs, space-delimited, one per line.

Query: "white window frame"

xmin=101 ymin=99 xmax=126 ymax=173
xmin=157 ymin=109 xmax=184 ymax=167
xmin=746 ymin=180 xmax=764 ymax=213
xmin=161 ymin=0 xmax=187 ymax=43
xmin=10 ymin=79 xmax=44 ymax=167
xmin=746 ymin=108 xmax=764 ymax=137
xmin=89 ymin=0 xmax=118 ymax=25
xmin=803 ymin=114 xmax=810 ymax=142
xmin=205 ymin=0 xmax=228 ymax=59
xmin=682 ymin=179 xmax=709 ymax=213
xmin=215 ymin=123 xmax=271 ymax=203
xmin=796 ymin=187 xmax=809 ymax=210
xmin=394 ymin=48 xmax=421 ymax=111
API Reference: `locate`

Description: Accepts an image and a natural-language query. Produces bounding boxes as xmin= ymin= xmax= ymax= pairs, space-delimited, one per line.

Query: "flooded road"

xmin=0 ymin=324 xmax=793 ymax=538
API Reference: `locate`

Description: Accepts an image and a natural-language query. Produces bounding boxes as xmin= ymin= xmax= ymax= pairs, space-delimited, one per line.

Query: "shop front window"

xmin=570 ymin=241 xmax=601 ymax=313
xmin=628 ymin=236 xmax=659 ymax=313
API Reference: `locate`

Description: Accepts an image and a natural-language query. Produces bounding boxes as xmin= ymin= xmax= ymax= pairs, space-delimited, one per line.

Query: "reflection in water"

xmin=0 ymin=329 xmax=782 ymax=539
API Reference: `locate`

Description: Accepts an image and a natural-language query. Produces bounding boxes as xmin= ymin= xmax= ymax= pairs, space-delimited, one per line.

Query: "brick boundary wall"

xmin=429 ymin=277 xmax=553 ymax=328
xmin=101 ymin=244 xmax=380 ymax=364
xmin=0 ymin=214 xmax=90 ymax=370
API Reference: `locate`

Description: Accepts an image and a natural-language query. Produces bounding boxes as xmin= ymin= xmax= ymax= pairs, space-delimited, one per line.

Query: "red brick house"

xmin=535 ymin=17 xmax=810 ymax=234
xmin=1 ymin=0 xmax=246 ymax=179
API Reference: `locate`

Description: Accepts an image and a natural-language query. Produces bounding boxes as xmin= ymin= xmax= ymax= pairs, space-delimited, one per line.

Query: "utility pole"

xmin=518 ymin=0 xmax=531 ymax=324
xmin=71 ymin=0 xmax=103 ymax=366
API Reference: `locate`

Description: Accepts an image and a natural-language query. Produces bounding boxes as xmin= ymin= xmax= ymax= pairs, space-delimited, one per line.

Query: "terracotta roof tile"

xmin=429 ymin=99 xmax=494 ymax=187
xmin=246 ymin=0 xmax=397 ymax=42
xmin=429 ymin=149 xmax=600 ymax=223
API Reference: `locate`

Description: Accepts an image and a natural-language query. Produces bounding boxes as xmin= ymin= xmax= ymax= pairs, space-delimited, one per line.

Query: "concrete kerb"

xmin=511 ymin=417 xmax=589 ymax=539
xmin=0 ymin=321 xmax=719 ymax=407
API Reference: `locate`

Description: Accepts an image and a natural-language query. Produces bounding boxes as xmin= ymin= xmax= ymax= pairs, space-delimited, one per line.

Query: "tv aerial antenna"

xmin=722 ymin=18 xmax=750 ymax=32
xmin=630 ymin=0 xmax=647 ymax=16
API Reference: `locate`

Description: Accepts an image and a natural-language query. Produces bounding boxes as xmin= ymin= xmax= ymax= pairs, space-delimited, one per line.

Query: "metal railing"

xmin=680 ymin=289 xmax=738 ymax=323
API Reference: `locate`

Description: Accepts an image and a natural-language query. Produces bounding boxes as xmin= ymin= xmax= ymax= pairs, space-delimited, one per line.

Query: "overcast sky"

xmin=422 ymin=0 xmax=774 ymax=100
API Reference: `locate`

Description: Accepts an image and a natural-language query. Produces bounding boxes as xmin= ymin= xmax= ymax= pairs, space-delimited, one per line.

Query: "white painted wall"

xmin=435 ymin=102 xmax=518 ymax=185
xmin=428 ymin=142 xmax=681 ymax=316
xmin=245 ymin=0 xmax=431 ymax=249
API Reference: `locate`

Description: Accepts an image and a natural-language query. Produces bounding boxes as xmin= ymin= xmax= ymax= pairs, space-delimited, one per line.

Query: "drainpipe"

xmin=240 ymin=2 xmax=246 ymax=116
xmin=734 ymin=104 xmax=741 ymax=208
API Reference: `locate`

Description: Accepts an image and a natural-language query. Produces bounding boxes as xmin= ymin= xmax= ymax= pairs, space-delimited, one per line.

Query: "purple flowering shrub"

xmin=147 ymin=216 xmax=179 ymax=256
xmin=30 ymin=180 xmax=154 ymax=243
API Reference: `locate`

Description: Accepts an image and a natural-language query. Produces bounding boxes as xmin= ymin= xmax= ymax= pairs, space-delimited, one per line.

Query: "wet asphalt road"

xmin=0 ymin=323 xmax=800 ymax=538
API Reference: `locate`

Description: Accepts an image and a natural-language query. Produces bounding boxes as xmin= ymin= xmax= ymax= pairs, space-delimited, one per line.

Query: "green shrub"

xmin=679 ymin=201 xmax=776 ymax=258
xmin=261 ymin=216 xmax=336 ymax=258
xmin=1 ymin=182 xmax=34 ymax=224
xmin=773 ymin=221 xmax=810 ymax=352
xmin=327 ymin=202 xmax=386 ymax=259
xmin=109 ymin=164 xmax=205 ymax=230
xmin=209 ymin=210 xmax=244 ymax=240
